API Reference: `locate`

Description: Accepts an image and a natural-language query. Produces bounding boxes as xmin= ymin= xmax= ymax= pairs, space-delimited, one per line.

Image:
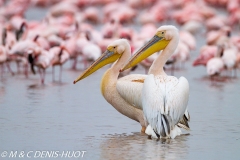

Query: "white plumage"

xmin=206 ymin=57 xmax=224 ymax=76
xmin=121 ymin=25 xmax=190 ymax=139
xmin=143 ymin=75 xmax=189 ymax=139
xmin=116 ymin=74 xmax=147 ymax=110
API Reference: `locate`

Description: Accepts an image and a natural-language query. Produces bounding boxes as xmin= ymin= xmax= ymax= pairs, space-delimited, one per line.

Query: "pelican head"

xmin=121 ymin=25 xmax=178 ymax=71
xmin=73 ymin=39 xmax=130 ymax=84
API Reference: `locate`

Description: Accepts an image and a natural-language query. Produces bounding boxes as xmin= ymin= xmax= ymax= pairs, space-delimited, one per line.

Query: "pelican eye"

xmin=162 ymin=32 xmax=164 ymax=34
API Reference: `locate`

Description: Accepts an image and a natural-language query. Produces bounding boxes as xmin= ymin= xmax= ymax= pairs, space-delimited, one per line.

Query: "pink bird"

xmin=227 ymin=0 xmax=239 ymax=13
xmin=31 ymin=0 xmax=58 ymax=7
xmin=27 ymin=47 xmax=54 ymax=84
xmin=64 ymin=30 xmax=80 ymax=70
xmin=229 ymin=8 xmax=240 ymax=26
xmin=76 ymin=31 xmax=101 ymax=69
xmin=205 ymin=15 xmax=228 ymax=31
xmin=230 ymin=36 xmax=240 ymax=51
xmin=179 ymin=31 xmax=196 ymax=50
xmin=3 ymin=0 xmax=29 ymax=18
xmin=172 ymin=2 xmax=204 ymax=25
xmin=221 ymin=45 xmax=238 ymax=77
xmin=50 ymin=46 xmax=70 ymax=82
xmin=206 ymin=57 xmax=224 ymax=77
xmin=2 ymin=26 xmax=17 ymax=50
xmin=49 ymin=1 xmax=78 ymax=17
xmin=103 ymin=2 xmax=124 ymax=22
xmin=101 ymin=18 xmax=122 ymax=39
xmin=84 ymin=7 xmax=100 ymax=23
xmin=107 ymin=4 xmax=136 ymax=24
xmin=9 ymin=38 xmax=39 ymax=76
xmin=171 ymin=40 xmax=190 ymax=67
xmin=181 ymin=20 xmax=203 ymax=35
xmin=206 ymin=26 xmax=231 ymax=46
xmin=8 ymin=15 xmax=27 ymax=41
xmin=193 ymin=45 xmax=218 ymax=66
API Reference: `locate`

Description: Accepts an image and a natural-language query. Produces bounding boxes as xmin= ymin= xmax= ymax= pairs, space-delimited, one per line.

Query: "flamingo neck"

xmin=148 ymin=33 xmax=179 ymax=76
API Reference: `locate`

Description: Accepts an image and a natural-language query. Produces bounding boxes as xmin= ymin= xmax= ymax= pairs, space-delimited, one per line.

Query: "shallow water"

xmin=1 ymin=6 xmax=240 ymax=160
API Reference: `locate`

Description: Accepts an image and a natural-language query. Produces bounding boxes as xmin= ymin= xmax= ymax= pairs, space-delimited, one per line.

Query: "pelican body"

xmin=121 ymin=25 xmax=190 ymax=139
xmin=73 ymin=39 xmax=146 ymax=132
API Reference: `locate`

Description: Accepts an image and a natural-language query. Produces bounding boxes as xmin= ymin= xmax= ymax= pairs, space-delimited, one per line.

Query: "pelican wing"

xmin=178 ymin=109 xmax=190 ymax=130
xmin=116 ymin=74 xmax=147 ymax=110
xmin=142 ymin=74 xmax=189 ymax=138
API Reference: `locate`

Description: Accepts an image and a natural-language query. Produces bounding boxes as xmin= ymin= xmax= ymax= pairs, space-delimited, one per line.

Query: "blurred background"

xmin=0 ymin=0 xmax=240 ymax=159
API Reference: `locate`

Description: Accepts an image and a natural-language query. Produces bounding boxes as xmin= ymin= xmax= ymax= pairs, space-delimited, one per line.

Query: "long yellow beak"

xmin=121 ymin=35 xmax=169 ymax=71
xmin=73 ymin=50 xmax=121 ymax=84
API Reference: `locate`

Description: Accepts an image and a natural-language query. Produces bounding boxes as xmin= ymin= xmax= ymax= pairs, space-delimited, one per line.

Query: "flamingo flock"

xmin=0 ymin=0 xmax=239 ymax=83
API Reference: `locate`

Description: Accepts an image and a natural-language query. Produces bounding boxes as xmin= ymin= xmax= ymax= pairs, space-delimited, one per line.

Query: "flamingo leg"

xmin=16 ymin=61 xmax=20 ymax=74
xmin=38 ymin=68 xmax=44 ymax=84
xmin=233 ymin=68 xmax=237 ymax=78
xmin=6 ymin=62 xmax=14 ymax=76
xmin=81 ymin=54 xmax=88 ymax=69
xmin=235 ymin=68 xmax=237 ymax=78
xmin=52 ymin=66 xmax=55 ymax=82
xmin=2 ymin=63 xmax=6 ymax=74
xmin=71 ymin=56 xmax=78 ymax=70
xmin=59 ymin=65 xmax=62 ymax=82
xmin=24 ymin=63 xmax=28 ymax=78
xmin=0 ymin=64 xmax=3 ymax=80
xmin=42 ymin=69 xmax=46 ymax=84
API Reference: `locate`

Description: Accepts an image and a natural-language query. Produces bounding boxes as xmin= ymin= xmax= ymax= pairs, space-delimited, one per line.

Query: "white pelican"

xmin=121 ymin=25 xmax=190 ymax=139
xmin=73 ymin=39 xmax=147 ymax=132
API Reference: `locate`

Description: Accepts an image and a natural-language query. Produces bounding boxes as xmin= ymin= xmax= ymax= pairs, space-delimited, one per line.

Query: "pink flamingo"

xmin=179 ymin=31 xmax=196 ymax=50
xmin=229 ymin=8 xmax=240 ymax=26
xmin=205 ymin=15 xmax=228 ymax=31
xmin=172 ymin=2 xmax=204 ymax=25
xmin=221 ymin=44 xmax=238 ymax=77
xmin=206 ymin=57 xmax=224 ymax=77
xmin=103 ymin=2 xmax=123 ymax=22
xmin=181 ymin=20 xmax=203 ymax=35
xmin=193 ymin=45 xmax=218 ymax=66
xmin=2 ymin=0 xmax=29 ymax=18
xmin=171 ymin=40 xmax=190 ymax=68
xmin=84 ymin=7 xmax=100 ymax=23
xmin=2 ymin=25 xmax=17 ymax=50
xmin=50 ymin=46 xmax=70 ymax=81
xmin=9 ymin=36 xmax=40 ymax=76
xmin=49 ymin=1 xmax=78 ymax=17
xmin=31 ymin=0 xmax=58 ymax=7
xmin=230 ymin=36 xmax=240 ymax=51
xmin=64 ymin=26 xmax=80 ymax=70
xmin=105 ymin=3 xmax=136 ymax=24
xmin=27 ymin=47 xmax=54 ymax=84
xmin=206 ymin=26 xmax=231 ymax=46
xmin=101 ymin=18 xmax=122 ymax=39
xmin=76 ymin=31 xmax=101 ymax=69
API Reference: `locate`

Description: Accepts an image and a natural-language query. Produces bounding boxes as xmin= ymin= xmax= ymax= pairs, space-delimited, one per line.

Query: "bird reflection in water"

xmin=100 ymin=132 xmax=190 ymax=160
